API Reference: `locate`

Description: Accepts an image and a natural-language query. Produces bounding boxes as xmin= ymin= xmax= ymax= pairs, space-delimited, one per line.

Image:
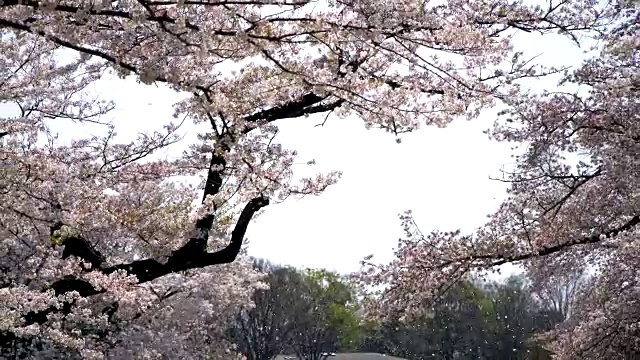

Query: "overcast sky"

xmin=35 ymin=12 xmax=592 ymax=276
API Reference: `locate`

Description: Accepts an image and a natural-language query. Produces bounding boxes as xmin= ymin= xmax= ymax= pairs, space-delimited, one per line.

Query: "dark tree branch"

xmin=0 ymin=0 xmax=209 ymax=32
xmin=50 ymin=221 xmax=106 ymax=270
xmin=242 ymin=93 xmax=340 ymax=126
xmin=61 ymin=236 xmax=106 ymax=269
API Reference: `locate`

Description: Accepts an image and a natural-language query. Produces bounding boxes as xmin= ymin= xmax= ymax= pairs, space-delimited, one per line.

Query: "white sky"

xmin=27 ymin=10 xmax=594 ymax=277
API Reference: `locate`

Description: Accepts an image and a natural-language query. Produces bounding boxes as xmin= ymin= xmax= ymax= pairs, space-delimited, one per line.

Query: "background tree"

xmin=355 ymin=275 xmax=564 ymax=360
xmin=229 ymin=261 xmax=304 ymax=360
xmin=531 ymin=267 xmax=586 ymax=320
xmin=228 ymin=265 xmax=361 ymax=360
xmin=482 ymin=276 xmax=564 ymax=360
xmin=417 ymin=280 xmax=493 ymax=359
xmin=285 ymin=269 xmax=360 ymax=360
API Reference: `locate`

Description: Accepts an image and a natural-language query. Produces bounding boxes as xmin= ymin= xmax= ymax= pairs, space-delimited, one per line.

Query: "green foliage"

xmin=291 ymin=268 xmax=363 ymax=354
xmin=326 ymin=302 xmax=361 ymax=350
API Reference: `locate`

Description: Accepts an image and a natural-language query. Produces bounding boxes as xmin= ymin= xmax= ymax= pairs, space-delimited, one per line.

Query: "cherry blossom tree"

xmin=0 ymin=0 xmax=617 ymax=357
xmin=356 ymin=1 xmax=638 ymax=359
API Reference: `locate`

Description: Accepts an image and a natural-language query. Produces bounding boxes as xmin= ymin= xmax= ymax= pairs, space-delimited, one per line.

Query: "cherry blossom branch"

xmin=0 ymin=0 xmax=593 ymax=126
xmin=15 ymin=46 xmax=349 ymax=328
xmin=24 ymin=138 xmax=266 ymax=326
xmin=105 ymin=195 xmax=269 ymax=281
xmin=0 ymin=0 xmax=565 ymax=37
xmin=456 ymin=215 xmax=639 ymax=268
xmin=491 ymin=167 xmax=604 ymax=219
xmin=24 ymin=195 xmax=269 ymax=325
xmin=0 ymin=16 xmax=350 ymax=130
